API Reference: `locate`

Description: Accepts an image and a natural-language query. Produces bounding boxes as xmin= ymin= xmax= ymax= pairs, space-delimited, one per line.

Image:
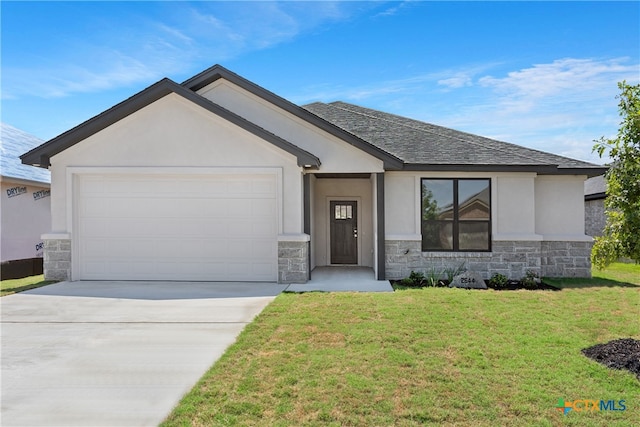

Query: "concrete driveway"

xmin=1 ymin=281 xmax=287 ymax=427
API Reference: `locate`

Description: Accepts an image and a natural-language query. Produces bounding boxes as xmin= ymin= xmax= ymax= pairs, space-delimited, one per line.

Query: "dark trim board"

xmin=376 ymin=173 xmax=385 ymax=280
xmin=402 ymin=163 xmax=607 ymax=177
xmin=585 ymin=192 xmax=607 ymax=201
xmin=303 ymin=174 xmax=312 ymax=280
xmin=314 ymin=173 xmax=372 ymax=179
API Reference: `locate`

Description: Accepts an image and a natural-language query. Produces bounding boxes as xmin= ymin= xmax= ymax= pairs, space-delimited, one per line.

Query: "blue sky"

xmin=2 ymin=1 xmax=639 ymax=164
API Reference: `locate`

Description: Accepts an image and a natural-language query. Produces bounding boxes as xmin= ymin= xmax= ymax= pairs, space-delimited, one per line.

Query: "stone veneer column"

xmin=43 ymin=235 xmax=71 ymax=281
xmin=278 ymin=240 xmax=309 ymax=284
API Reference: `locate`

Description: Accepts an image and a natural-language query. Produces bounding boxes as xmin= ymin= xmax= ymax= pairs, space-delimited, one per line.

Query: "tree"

xmin=422 ymin=188 xmax=439 ymax=221
xmin=592 ymin=81 xmax=640 ymax=268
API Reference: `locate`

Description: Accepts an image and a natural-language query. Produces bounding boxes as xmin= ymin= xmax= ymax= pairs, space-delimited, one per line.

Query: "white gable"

xmin=48 ymin=94 xmax=304 ymax=234
xmin=197 ymin=80 xmax=385 ymax=173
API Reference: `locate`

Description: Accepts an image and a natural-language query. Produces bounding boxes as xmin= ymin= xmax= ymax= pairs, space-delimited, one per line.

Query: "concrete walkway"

xmin=1 ymin=281 xmax=287 ymax=427
xmin=285 ymin=266 xmax=393 ymax=292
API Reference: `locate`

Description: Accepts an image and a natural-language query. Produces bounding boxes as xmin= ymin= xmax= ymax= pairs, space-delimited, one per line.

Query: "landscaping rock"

xmin=450 ymin=271 xmax=487 ymax=289
xmin=582 ymin=338 xmax=640 ymax=379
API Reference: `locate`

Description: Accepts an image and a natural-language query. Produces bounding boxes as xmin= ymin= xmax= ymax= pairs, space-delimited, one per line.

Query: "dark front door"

xmin=330 ymin=201 xmax=358 ymax=264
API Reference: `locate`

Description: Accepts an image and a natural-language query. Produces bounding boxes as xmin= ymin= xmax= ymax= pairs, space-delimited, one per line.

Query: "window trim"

xmin=420 ymin=178 xmax=492 ymax=252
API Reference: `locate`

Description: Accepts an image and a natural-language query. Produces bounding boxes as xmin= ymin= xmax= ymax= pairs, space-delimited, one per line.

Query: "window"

xmin=421 ymin=178 xmax=491 ymax=251
xmin=334 ymin=204 xmax=353 ymax=219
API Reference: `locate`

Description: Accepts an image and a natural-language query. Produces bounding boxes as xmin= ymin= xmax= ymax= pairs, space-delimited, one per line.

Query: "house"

xmin=584 ymin=174 xmax=607 ymax=237
xmin=21 ymin=65 xmax=606 ymax=283
xmin=1 ymin=123 xmax=51 ymax=279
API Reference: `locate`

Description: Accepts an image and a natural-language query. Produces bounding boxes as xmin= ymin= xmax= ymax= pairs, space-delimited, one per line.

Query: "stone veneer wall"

xmin=43 ymin=239 xmax=71 ymax=281
xmin=385 ymin=240 xmax=592 ymax=280
xmin=585 ymin=198 xmax=606 ymax=237
xmin=540 ymin=241 xmax=592 ymax=278
xmin=278 ymin=241 xmax=309 ymax=284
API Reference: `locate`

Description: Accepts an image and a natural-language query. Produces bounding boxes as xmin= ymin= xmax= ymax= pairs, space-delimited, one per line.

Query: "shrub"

xmin=399 ymin=269 xmax=447 ymax=287
xmin=443 ymin=262 xmax=467 ymax=283
xmin=521 ymin=270 xmax=540 ymax=289
xmin=489 ymin=273 xmax=508 ymax=290
xmin=399 ymin=271 xmax=426 ymax=288
xmin=424 ymin=267 xmax=444 ymax=287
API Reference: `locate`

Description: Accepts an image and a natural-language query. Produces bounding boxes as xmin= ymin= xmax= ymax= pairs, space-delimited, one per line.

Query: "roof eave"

xmin=21 ymin=77 xmax=321 ymax=169
xmin=401 ymin=164 xmax=556 ymax=173
xmin=543 ymin=166 xmax=608 ymax=177
xmin=20 ymin=79 xmax=176 ymax=168
xmin=585 ymin=192 xmax=607 ymax=201
xmin=0 ymin=175 xmax=51 ymax=187
xmin=400 ymin=163 xmax=608 ymax=176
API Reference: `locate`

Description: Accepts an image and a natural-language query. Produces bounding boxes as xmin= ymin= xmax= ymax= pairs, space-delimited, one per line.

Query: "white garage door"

xmin=76 ymin=173 xmax=278 ymax=281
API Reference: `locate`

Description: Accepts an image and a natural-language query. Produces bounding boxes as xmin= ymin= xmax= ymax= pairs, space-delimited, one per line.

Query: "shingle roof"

xmin=1 ymin=123 xmax=50 ymax=184
xmin=585 ymin=174 xmax=607 ymax=199
xmin=20 ymin=64 xmax=607 ymax=177
xmin=304 ymin=101 xmax=606 ymax=175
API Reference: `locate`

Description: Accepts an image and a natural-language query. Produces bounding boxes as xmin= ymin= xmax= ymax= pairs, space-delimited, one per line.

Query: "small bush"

xmin=399 ymin=269 xmax=447 ymax=287
xmin=399 ymin=277 xmax=415 ymax=287
xmin=399 ymin=271 xmax=426 ymax=287
xmin=443 ymin=262 xmax=467 ymax=283
xmin=424 ymin=267 xmax=445 ymax=287
xmin=521 ymin=270 xmax=540 ymax=289
xmin=489 ymin=273 xmax=508 ymax=289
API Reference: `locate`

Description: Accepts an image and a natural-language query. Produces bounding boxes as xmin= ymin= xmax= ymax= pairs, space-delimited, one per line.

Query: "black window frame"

xmin=421 ymin=178 xmax=492 ymax=252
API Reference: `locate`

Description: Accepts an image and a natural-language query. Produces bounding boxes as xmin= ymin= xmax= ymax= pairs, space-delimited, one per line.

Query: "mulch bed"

xmin=391 ymin=280 xmax=560 ymax=291
xmin=487 ymin=280 xmax=560 ymax=291
xmin=582 ymin=338 xmax=640 ymax=379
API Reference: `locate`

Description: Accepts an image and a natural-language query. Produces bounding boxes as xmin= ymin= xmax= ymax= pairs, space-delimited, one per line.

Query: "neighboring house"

xmin=1 ymin=123 xmax=51 ymax=279
xmin=584 ymin=174 xmax=607 ymax=237
xmin=21 ymin=65 xmax=606 ymax=283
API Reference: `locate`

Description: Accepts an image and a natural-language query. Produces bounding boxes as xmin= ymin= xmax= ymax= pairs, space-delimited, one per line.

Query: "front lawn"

xmin=546 ymin=262 xmax=639 ymax=288
xmin=0 ymin=274 xmax=56 ymax=296
xmin=163 ymin=271 xmax=639 ymax=426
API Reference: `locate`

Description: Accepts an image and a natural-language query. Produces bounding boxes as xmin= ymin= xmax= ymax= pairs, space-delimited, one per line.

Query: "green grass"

xmin=0 ymin=274 xmax=57 ymax=296
xmin=546 ymin=262 xmax=640 ymax=289
xmin=163 ymin=268 xmax=640 ymax=426
xmin=593 ymin=262 xmax=640 ymax=285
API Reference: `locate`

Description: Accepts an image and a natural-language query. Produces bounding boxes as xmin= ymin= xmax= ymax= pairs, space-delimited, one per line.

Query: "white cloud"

xmin=374 ymin=0 xmax=413 ymax=18
xmin=290 ymin=63 xmax=499 ymax=103
xmin=438 ymin=73 xmax=473 ymax=89
xmin=2 ymin=2 xmax=370 ymax=100
xmin=3 ymin=52 xmax=160 ymax=99
xmin=433 ymin=58 xmax=639 ymax=163
xmin=291 ymin=57 xmax=637 ymax=164
xmin=477 ymin=57 xmax=638 ymax=111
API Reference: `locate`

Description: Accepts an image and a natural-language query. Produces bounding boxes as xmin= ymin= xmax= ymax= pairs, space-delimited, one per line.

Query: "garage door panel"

xmin=252 ymin=219 xmax=277 ymax=237
xmin=253 ymin=239 xmax=277 ymax=254
xmin=79 ymin=219 xmax=106 ymax=237
xmin=227 ymin=220 xmax=254 ymax=238
xmin=252 ymin=262 xmax=276 ymax=277
xmin=225 ymin=199 xmax=250 ymax=216
xmin=77 ymin=173 xmax=278 ymax=281
xmin=227 ymin=240 xmax=250 ymax=257
xmin=252 ymin=199 xmax=276 ymax=216
xmin=252 ymin=179 xmax=276 ymax=194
